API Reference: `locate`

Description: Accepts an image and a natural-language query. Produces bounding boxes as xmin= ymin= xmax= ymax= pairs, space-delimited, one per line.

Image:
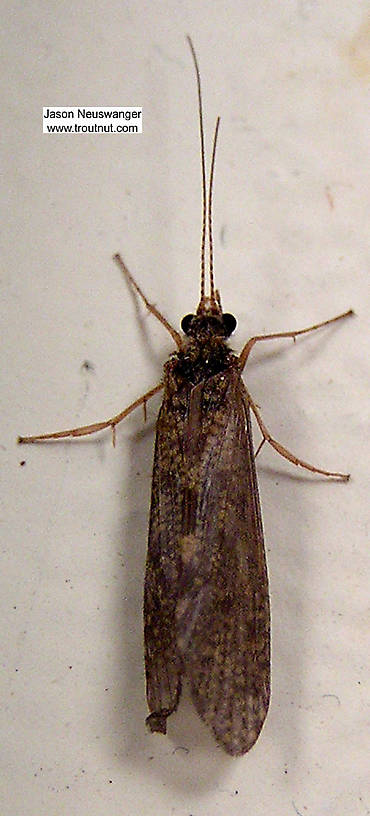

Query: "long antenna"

xmin=186 ymin=36 xmax=207 ymax=303
xmin=208 ymin=116 xmax=220 ymax=301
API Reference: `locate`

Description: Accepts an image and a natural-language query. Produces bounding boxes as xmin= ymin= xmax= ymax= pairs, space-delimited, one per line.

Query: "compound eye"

xmin=181 ymin=314 xmax=195 ymax=334
xmin=223 ymin=313 xmax=237 ymax=336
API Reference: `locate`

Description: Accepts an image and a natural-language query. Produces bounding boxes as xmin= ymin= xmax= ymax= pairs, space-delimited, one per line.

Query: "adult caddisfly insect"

xmin=19 ymin=37 xmax=352 ymax=755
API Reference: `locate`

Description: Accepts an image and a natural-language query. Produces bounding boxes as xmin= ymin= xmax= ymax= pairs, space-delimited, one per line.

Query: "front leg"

xmin=238 ymin=309 xmax=353 ymax=371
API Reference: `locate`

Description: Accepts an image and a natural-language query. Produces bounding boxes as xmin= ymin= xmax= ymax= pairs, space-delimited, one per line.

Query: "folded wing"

xmin=176 ymin=370 xmax=270 ymax=755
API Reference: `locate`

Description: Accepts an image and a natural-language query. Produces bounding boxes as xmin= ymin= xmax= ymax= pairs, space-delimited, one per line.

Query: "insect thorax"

xmin=168 ymin=334 xmax=238 ymax=386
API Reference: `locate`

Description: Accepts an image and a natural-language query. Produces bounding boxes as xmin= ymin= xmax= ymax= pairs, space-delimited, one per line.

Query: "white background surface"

xmin=1 ymin=1 xmax=369 ymax=814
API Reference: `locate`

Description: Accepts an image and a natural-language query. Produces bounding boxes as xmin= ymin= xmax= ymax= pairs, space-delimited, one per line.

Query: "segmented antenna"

xmin=186 ymin=36 xmax=207 ymax=303
xmin=208 ymin=116 xmax=220 ymax=301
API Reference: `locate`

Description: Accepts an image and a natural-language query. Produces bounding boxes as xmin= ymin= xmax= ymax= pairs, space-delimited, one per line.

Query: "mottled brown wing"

xmin=176 ymin=368 xmax=270 ymax=755
xmin=144 ymin=388 xmax=188 ymax=733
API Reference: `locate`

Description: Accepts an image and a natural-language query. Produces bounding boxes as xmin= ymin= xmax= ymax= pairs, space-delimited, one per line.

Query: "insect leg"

xmin=18 ymin=382 xmax=164 ymax=447
xmin=113 ymin=254 xmax=182 ymax=348
xmin=238 ymin=309 xmax=353 ymax=371
xmin=243 ymin=386 xmax=350 ymax=481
